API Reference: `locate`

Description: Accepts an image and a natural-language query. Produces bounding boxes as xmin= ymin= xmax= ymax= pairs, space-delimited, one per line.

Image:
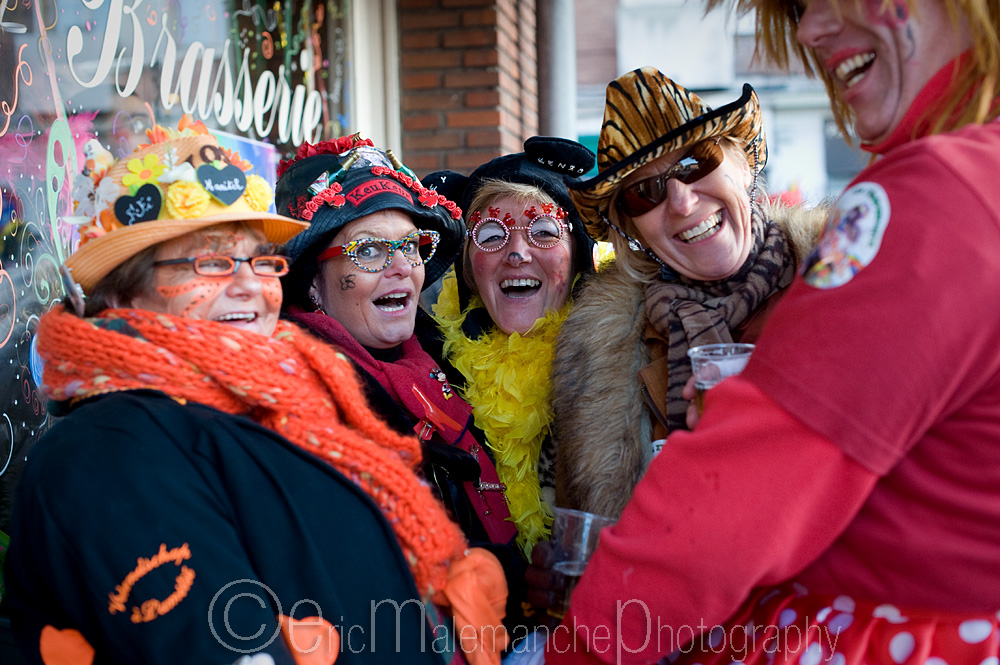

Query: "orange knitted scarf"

xmin=37 ymin=306 xmax=467 ymax=595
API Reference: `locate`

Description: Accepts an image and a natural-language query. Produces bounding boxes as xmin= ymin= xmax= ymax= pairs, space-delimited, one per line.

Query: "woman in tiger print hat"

xmin=549 ymin=67 xmax=826 ymax=518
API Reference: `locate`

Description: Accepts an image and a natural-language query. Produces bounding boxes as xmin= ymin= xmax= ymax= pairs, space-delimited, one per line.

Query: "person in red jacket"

xmin=525 ymin=0 xmax=1000 ymax=663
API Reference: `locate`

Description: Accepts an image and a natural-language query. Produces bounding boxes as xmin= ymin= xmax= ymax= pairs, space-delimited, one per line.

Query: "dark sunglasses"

xmin=615 ymin=139 xmax=725 ymax=218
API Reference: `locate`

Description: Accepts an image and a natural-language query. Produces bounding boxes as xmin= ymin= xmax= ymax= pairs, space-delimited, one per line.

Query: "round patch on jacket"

xmin=802 ymin=182 xmax=890 ymax=288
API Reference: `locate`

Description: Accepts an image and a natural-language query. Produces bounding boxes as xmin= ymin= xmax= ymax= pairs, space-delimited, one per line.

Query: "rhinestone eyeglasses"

xmin=317 ymin=230 xmax=441 ymax=273
xmin=468 ymin=205 xmax=570 ymax=252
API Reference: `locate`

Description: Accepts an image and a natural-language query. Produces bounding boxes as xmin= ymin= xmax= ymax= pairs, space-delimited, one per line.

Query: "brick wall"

xmin=398 ymin=0 xmax=539 ymax=177
xmin=575 ymin=0 xmax=618 ymax=88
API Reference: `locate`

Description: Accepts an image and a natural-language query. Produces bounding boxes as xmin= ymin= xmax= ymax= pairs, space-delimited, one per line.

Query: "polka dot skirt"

xmin=661 ymin=583 xmax=1000 ymax=665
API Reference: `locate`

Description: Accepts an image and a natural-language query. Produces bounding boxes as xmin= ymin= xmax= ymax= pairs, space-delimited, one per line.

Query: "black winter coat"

xmin=5 ymin=391 xmax=451 ymax=665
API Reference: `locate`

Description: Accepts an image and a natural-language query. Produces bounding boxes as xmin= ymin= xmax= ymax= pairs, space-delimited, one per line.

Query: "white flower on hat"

xmin=67 ymin=140 xmax=115 ymax=225
xmin=158 ymin=161 xmax=197 ymax=184
xmin=92 ymin=175 xmax=120 ymax=221
xmin=71 ymin=173 xmax=97 ymax=218
xmin=157 ymin=145 xmax=198 ymax=184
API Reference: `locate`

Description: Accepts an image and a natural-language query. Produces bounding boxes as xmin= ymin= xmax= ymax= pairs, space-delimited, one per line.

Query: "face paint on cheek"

xmin=341 ymin=274 xmax=356 ymax=290
xmin=891 ymin=0 xmax=908 ymax=23
xmin=261 ymin=279 xmax=282 ymax=308
xmin=470 ymin=251 xmax=490 ymax=275
xmin=552 ymin=256 xmax=572 ymax=294
xmin=157 ymin=280 xmax=210 ymax=299
xmin=867 ymin=0 xmax=908 ymax=26
xmin=157 ymin=278 xmax=225 ymax=318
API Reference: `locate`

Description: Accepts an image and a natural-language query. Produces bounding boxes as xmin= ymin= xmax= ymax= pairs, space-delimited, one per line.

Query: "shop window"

xmin=0 ymin=0 xmax=354 ymax=536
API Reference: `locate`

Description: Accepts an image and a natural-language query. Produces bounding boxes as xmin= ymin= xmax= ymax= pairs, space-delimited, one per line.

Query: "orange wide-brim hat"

xmin=66 ymin=128 xmax=308 ymax=295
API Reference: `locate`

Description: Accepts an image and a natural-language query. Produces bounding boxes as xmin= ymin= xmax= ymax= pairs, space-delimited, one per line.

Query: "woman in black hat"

xmin=274 ymin=136 xmax=522 ymax=562
xmin=551 ymin=68 xmax=826 ymax=519
xmin=420 ymin=136 xmax=597 ymax=558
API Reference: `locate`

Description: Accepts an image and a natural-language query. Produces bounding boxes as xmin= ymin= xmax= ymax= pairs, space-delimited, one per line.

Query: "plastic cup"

xmin=549 ymin=507 xmax=616 ymax=616
xmin=687 ymin=343 xmax=755 ymax=414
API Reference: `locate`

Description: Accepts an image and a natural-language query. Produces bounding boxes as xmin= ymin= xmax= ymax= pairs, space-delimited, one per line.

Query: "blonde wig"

xmin=706 ymin=0 xmax=1000 ymax=140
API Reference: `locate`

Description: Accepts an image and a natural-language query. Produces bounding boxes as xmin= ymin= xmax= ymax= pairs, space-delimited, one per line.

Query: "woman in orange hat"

xmin=5 ymin=119 xmax=506 ymax=665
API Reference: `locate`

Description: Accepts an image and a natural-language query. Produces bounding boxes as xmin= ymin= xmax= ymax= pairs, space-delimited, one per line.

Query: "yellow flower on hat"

xmin=243 ymin=174 xmax=274 ymax=212
xmin=122 ymin=154 xmax=166 ymax=188
xmin=165 ymin=181 xmax=210 ymax=219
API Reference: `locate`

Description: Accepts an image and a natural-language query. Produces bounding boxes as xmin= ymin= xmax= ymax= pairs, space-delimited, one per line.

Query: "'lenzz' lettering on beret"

xmin=534 ymin=157 xmax=588 ymax=175
xmin=345 ymin=180 xmax=414 ymax=206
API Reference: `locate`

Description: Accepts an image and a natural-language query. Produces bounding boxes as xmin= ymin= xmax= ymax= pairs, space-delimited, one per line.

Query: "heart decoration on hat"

xmin=197 ymin=162 xmax=247 ymax=205
xmin=114 ymin=183 xmax=162 ymax=225
xmin=64 ymin=114 xmax=307 ymax=296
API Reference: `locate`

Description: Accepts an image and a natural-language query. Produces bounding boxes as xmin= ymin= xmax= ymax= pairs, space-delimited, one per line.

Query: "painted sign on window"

xmin=0 ymin=0 xmax=353 ymax=530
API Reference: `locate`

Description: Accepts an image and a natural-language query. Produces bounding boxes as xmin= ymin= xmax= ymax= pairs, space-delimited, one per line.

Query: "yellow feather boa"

xmin=433 ymin=272 xmax=570 ymax=556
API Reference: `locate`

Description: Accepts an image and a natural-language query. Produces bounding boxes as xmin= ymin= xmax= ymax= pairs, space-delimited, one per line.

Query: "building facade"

xmin=574 ymin=0 xmax=867 ymax=204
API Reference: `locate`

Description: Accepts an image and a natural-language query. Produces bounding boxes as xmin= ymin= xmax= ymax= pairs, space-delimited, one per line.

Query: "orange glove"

xmin=434 ymin=547 xmax=509 ymax=665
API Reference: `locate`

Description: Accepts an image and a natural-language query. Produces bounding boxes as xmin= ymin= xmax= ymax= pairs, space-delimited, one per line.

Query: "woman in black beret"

xmin=422 ymin=136 xmax=597 ymax=559
xmin=274 ymin=135 xmax=522 ymax=553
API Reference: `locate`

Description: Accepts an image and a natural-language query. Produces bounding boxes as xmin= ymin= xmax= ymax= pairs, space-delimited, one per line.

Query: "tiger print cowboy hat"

xmin=569 ymin=67 xmax=767 ymax=242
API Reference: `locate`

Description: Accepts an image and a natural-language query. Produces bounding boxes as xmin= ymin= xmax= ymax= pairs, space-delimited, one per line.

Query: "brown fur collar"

xmin=551 ymin=266 xmax=652 ymax=518
xmin=550 ymin=205 xmax=828 ymax=518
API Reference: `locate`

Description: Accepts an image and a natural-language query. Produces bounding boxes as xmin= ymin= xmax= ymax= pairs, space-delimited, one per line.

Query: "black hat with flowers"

xmin=275 ymin=135 xmax=465 ymax=309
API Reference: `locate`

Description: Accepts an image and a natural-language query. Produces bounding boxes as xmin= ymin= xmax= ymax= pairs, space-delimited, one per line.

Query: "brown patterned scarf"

xmin=645 ymin=209 xmax=795 ymax=432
